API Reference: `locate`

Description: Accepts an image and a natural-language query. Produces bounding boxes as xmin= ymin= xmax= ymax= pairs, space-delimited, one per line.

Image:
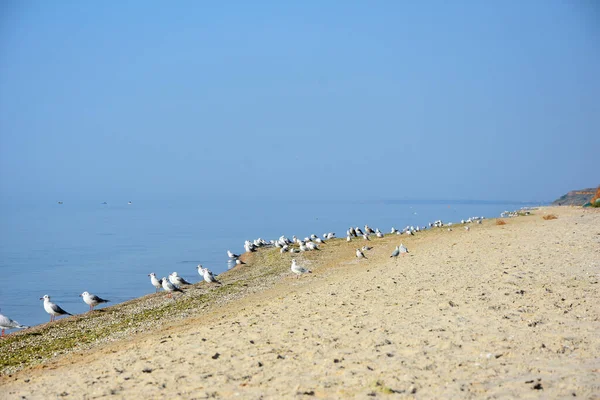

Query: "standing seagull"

xmin=197 ymin=265 xmax=221 ymax=284
xmin=40 ymin=295 xmax=72 ymax=322
xmin=0 ymin=313 xmax=28 ymax=337
xmin=235 ymin=259 xmax=246 ymax=266
xmin=399 ymin=243 xmax=409 ymax=255
xmin=161 ymin=277 xmax=184 ymax=298
xmin=356 ymin=248 xmax=367 ymax=259
xmin=390 ymin=246 xmax=400 ymax=258
xmin=148 ymin=273 xmax=163 ymax=293
xmin=169 ymin=272 xmax=192 ymax=286
xmin=291 ymin=259 xmax=311 ymax=278
xmin=227 ymin=250 xmax=240 ymax=259
xmin=80 ymin=291 xmax=110 ymax=311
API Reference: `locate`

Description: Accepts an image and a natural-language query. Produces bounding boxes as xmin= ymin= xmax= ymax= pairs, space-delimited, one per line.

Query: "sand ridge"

xmin=2 ymin=207 xmax=599 ymax=398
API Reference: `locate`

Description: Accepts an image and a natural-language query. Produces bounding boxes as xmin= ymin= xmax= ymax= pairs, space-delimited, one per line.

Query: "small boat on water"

xmin=128 ymin=201 xmax=132 ymax=205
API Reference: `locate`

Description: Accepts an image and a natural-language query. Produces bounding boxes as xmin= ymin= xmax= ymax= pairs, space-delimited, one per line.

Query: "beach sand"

xmin=1 ymin=206 xmax=599 ymax=398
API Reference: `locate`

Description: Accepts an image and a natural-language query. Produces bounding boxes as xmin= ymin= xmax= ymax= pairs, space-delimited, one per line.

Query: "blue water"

xmin=0 ymin=198 xmax=542 ymax=329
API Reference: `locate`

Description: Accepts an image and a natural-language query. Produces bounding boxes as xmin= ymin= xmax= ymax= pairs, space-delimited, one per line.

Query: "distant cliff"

xmin=552 ymin=187 xmax=597 ymax=206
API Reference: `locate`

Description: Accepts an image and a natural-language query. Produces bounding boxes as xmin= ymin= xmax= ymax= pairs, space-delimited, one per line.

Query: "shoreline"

xmin=1 ymin=200 xmax=535 ymax=330
xmin=2 ymin=206 xmax=599 ymax=398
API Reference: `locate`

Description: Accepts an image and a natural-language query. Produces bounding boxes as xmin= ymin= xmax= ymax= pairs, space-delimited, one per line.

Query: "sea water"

xmin=0 ymin=197 xmax=542 ymax=328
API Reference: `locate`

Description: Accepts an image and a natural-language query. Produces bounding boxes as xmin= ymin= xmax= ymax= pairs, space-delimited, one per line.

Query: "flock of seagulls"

xmin=147 ymin=266 xmax=221 ymax=298
xmin=1 ymin=213 xmax=490 ymax=337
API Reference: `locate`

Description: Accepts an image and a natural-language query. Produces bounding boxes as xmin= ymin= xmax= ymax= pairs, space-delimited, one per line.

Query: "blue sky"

xmin=1 ymin=1 xmax=598 ymax=203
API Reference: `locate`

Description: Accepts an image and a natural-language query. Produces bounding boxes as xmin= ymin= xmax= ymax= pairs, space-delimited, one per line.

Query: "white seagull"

xmin=80 ymin=291 xmax=110 ymax=311
xmin=162 ymin=277 xmax=184 ymax=297
xmin=356 ymin=248 xmax=367 ymax=259
xmin=291 ymin=259 xmax=311 ymax=278
xmin=306 ymin=242 xmax=319 ymax=251
xmin=227 ymin=250 xmax=240 ymax=259
xmin=169 ymin=272 xmax=192 ymax=286
xmin=399 ymin=243 xmax=409 ymax=255
xmin=148 ymin=273 xmax=163 ymax=292
xmin=390 ymin=246 xmax=400 ymax=258
xmin=0 ymin=313 xmax=28 ymax=337
xmin=40 ymin=295 xmax=72 ymax=322
xmin=197 ymin=265 xmax=221 ymax=284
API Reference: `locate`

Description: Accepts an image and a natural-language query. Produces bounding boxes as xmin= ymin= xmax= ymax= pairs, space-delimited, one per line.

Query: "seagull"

xmin=291 ymin=259 xmax=311 ymax=278
xmin=162 ymin=277 xmax=184 ymax=297
xmin=0 ymin=313 xmax=28 ymax=337
xmin=362 ymin=234 xmax=370 ymax=241
xmin=346 ymin=235 xmax=351 ymax=242
xmin=306 ymin=242 xmax=319 ymax=251
xmin=465 ymin=226 xmax=470 ymax=231
xmin=376 ymin=230 xmax=384 ymax=238
xmin=362 ymin=245 xmax=372 ymax=251
xmin=40 ymin=295 xmax=72 ymax=322
xmin=80 ymin=291 xmax=110 ymax=311
xmin=227 ymin=250 xmax=240 ymax=259
xmin=399 ymin=243 xmax=409 ymax=255
xmin=356 ymin=248 xmax=367 ymax=259
xmin=148 ymin=273 xmax=163 ymax=292
xmin=235 ymin=259 xmax=246 ymax=265
xmin=390 ymin=246 xmax=400 ymax=258
xmin=197 ymin=265 xmax=221 ymax=284
xmin=355 ymin=227 xmax=364 ymax=236
xmin=169 ymin=272 xmax=192 ymax=286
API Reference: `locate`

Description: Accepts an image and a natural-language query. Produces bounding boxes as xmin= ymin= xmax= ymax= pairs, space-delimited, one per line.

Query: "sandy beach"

xmin=1 ymin=206 xmax=599 ymax=399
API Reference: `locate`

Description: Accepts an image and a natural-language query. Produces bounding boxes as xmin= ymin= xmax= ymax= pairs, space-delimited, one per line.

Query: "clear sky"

xmin=1 ymin=1 xmax=598 ymax=203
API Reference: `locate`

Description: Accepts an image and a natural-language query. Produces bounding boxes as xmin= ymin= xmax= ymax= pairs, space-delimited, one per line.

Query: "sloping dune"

xmin=2 ymin=206 xmax=599 ymax=398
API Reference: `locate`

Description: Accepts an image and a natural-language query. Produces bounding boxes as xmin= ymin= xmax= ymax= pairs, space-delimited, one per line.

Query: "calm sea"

xmin=0 ymin=198 xmax=542 ymax=329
